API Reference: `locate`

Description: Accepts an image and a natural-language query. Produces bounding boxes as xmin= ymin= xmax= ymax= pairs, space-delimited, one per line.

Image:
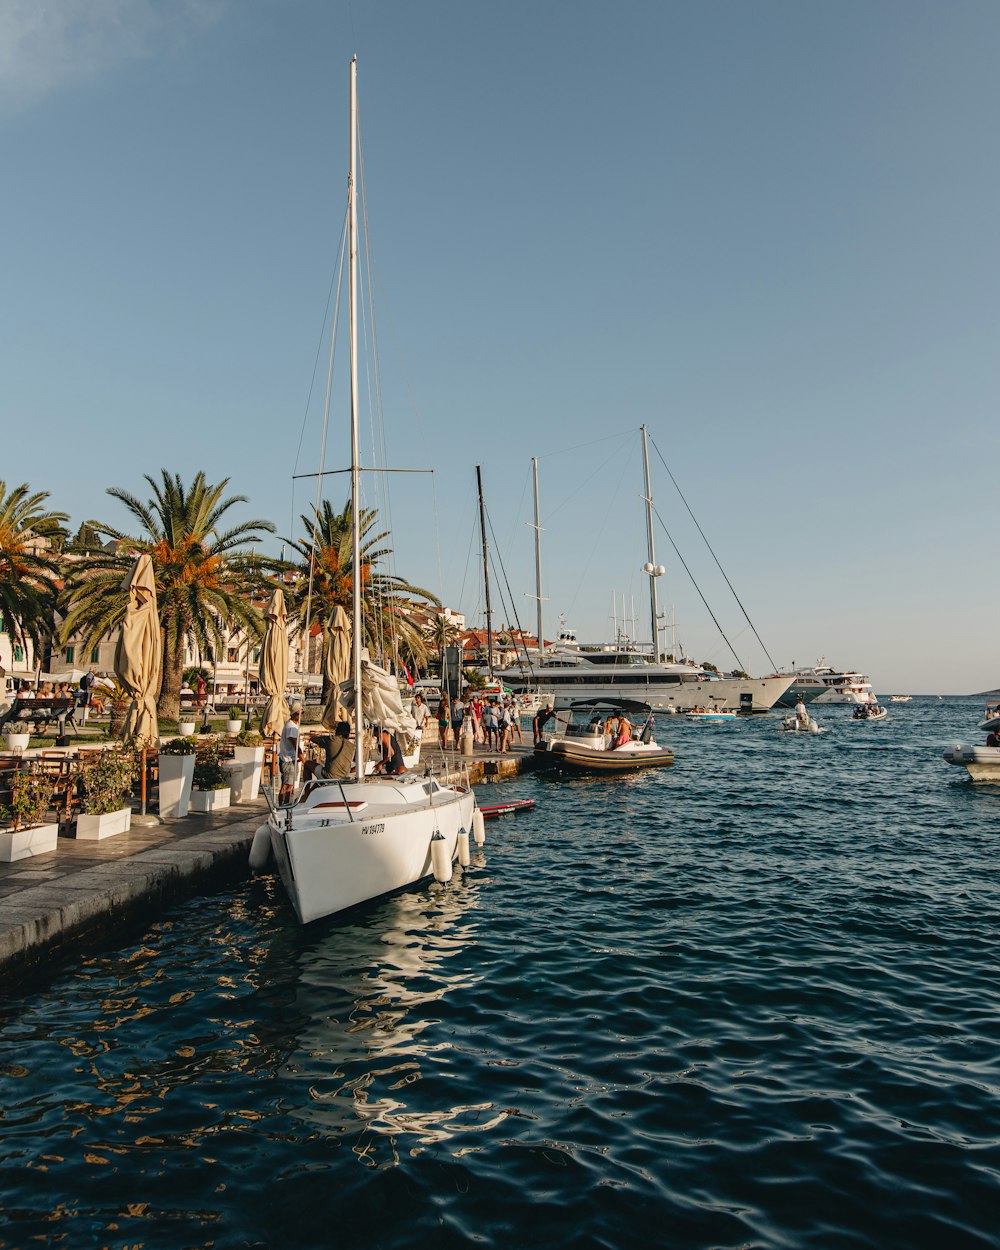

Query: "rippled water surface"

xmin=2 ymin=697 xmax=999 ymax=1249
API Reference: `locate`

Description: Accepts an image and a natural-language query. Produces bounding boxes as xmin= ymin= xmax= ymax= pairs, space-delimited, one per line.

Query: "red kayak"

xmin=479 ymin=798 xmax=536 ymax=820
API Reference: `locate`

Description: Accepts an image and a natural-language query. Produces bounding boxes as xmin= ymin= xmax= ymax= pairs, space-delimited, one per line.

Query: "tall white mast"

xmin=531 ymin=457 xmax=543 ymax=661
xmin=640 ymin=424 xmax=664 ymax=660
xmin=349 ymin=56 xmax=364 ymax=782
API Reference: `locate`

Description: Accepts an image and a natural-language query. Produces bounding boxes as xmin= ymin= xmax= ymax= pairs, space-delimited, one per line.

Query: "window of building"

xmin=228 ymin=648 xmax=238 ymax=663
xmin=91 ymin=647 xmax=100 ymax=664
xmin=65 ymin=646 xmax=75 ymax=663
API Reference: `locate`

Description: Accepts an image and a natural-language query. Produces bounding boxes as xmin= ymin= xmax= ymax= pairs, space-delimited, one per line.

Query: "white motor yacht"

xmin=496 ymin=638 xmax=793 ymax=714
xmin=776 ymin=660 xmax=877 ymax=706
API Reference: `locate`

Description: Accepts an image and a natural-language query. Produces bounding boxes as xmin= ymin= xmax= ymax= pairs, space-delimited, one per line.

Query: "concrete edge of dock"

xmin=0 ymin=813 xmax=265 ymax=990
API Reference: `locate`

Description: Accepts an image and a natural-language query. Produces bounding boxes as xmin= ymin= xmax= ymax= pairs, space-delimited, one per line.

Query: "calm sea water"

xmin=1 ymin=697 xmax=998 ymax=1249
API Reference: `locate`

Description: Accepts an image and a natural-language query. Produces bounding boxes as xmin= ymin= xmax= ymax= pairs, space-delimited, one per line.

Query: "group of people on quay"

xmin=429 ymin=692 xmax=531 ymax=754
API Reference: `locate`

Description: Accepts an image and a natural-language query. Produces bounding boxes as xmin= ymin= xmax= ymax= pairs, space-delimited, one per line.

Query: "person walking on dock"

xmin=482 ymin=701 xmax=498 ymax=750
xmin=412 ymin=693 xmax=429 ymax=739
xmin=436 ymin=695 xmax=450 ymax=750
xmin=451 ymin=696 xmax=465 ymax=751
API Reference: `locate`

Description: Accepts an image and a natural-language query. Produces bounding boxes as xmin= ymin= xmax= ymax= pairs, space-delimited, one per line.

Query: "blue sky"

xmin=2 ymin=0 xmax=998 ymax=694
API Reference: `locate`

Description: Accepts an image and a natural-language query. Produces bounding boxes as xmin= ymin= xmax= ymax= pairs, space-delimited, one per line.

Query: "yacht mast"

xmin=476 ymin=465 xmax=494 ymax=677
xmin=640 ymin=424 xmax=664 ymax=660
xmin=349 ymin=56 xmax=364 ymax=782
xmin=531 ymin=457 xmax=543 ymax=662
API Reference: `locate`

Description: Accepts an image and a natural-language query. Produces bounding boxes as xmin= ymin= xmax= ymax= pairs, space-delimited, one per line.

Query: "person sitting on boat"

xmin=614 ymin=718 xmax=633 ymax=749
xmin=794 ymin=697 xmax=809 ymax=729
xmin=311 ymin=720 xmax=353 ymax=780
xmin=987 ymin=729 xmax=999 ymax=748
xmin=374 ymin=725 xmax=406 ymax=776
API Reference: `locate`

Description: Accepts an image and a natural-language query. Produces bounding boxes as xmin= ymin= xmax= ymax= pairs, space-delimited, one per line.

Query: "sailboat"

xmin=494 ymin=428 xmax=795 ymax=713
xmin=255 ymin=57 xmax=477 ymax=925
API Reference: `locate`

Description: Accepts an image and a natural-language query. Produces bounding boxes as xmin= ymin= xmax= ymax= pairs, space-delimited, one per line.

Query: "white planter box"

xmin=158 ymin=754 xmax=195 ymax=818
xmin=177 ymin=722 xmax=196 ymax=737
xmin=226 ymin=720 xmax=243 ymax=736
xmin=76 ymin=807 xmax=132 ymax=840
xmin=190 ymin=787 xmax=231 ymax=813
xmin=0 ymin=822 xmax=59 ymax=862
xmin=228 ymin=745 xmax=265 ymax=802
xmin=5 ymin=733 xmax=29 ymax=754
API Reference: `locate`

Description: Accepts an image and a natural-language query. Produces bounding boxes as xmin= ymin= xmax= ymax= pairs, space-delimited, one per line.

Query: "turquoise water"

xmin=1 ymin=697 xmax=998 ymax=1249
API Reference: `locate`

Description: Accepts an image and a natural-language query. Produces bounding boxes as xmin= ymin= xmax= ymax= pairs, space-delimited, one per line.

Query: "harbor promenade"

xmin=0 ymin=739 xmax=536 ymax=988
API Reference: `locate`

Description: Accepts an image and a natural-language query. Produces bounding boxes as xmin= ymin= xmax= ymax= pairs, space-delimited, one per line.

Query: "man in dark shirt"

xmin=532 ymin=703 xmax=554 ymax=745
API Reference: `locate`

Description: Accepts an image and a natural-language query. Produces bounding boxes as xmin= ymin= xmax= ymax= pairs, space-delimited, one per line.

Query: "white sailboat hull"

xmin=268 ymin=778 xmax=476 ymax=924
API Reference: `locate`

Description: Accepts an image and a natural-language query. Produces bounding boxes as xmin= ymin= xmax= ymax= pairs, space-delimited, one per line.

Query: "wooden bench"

xmin=0 ymin=697 xmax=78 ymax=737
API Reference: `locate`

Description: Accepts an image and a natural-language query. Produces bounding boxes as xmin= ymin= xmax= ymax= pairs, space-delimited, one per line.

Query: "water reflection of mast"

xmin=283 ymin=874 xmax=496 ymax=1151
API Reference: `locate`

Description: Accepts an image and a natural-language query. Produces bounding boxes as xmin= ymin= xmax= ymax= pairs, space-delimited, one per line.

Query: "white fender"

xmin=457 ymin=829 xmax=471 ymax=867
xmin=248 ymin=823 xmax=272 ymax=871
xmin=430 ymin=832 xmax=453 ymax=883
xmin=472 ymin=807 xmax=486 ymax=846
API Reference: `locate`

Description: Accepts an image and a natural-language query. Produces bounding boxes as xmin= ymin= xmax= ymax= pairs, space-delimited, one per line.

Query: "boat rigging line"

xmin=648 ymin=500 xmax=748 ymax=674
xmin=648 ymin=432 xmax=780 ymax=675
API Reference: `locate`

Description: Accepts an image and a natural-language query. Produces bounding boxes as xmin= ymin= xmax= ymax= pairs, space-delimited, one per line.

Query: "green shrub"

xmin=0 ymin=765 xmax=54 ymax=830
xmin=160 ymin=735 xmax=198 ymax=756
xmin=193 ymin=744 xmax=230 ymax=791
xmin=80 ymin=748 xmax=137 ymax=816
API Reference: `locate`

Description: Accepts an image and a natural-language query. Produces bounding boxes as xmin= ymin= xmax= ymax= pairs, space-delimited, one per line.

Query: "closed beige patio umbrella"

xmin=259 ymin=587 xmax=290 ymax=737
xmin=114 ymin=552 xmax=162 ymax=745
xmin=321 ymin=605 xmax=351 ymax=730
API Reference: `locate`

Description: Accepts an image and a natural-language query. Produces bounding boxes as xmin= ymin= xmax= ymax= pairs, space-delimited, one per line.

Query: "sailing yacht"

xmin=257 ymin=58 xmax=476 ymax=924
xmin=495 ymin=428 xmax=795 ymax=714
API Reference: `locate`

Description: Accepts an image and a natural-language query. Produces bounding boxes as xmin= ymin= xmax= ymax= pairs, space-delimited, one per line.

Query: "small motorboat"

xmin=534 ymin=698 xmax=674 ymax=773
xmin=944 ymin=711 xmax=1000 ymax=781
xmin=852 ymin=704 xmax=887 ymax=721
xmin=686 ymin=707 xmax=738 ymax=722
xmin=889 ymin=695 xmax=911 ymax=703
xmin=779 ymin=713 xmax=824 ymax=734
xmin=943 ymin=743 xmax=1000 ymax=781
xmin=479 ymin=798 xmax=536 ymax=819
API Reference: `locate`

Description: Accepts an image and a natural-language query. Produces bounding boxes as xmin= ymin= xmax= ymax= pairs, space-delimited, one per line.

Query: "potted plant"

xmin=229 ymin=727 xmax=265 ymax=802
xmin=190 ymin=743 xmax=231 ymax=813
xmin=0 ymin=764 xmax=57 ymax=861
xmin=158 ymin=735 xmax=197 ymax=818
xmin=76 ymin=746 xmax=137 ymax=840
xmin=226 ymin=714 xmax=243 ymax=736
xmin=177 ymin=715 xmax=197 ymax=737
xmin=4 ymin=721 xmax=30 ymax=754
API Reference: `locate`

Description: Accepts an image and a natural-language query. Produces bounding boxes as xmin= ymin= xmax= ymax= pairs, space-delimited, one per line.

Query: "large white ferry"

xmin=497 ymin=632 xmax=795 ymax=714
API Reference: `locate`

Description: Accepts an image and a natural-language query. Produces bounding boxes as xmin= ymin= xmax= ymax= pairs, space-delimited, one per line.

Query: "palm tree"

xmin=60 ymin=471 xmax=276 ymax=718
xmin=284 ymin=499 xmax=437 ymax=694
xmin=0 ymin=482 xmax=68 ymax=666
